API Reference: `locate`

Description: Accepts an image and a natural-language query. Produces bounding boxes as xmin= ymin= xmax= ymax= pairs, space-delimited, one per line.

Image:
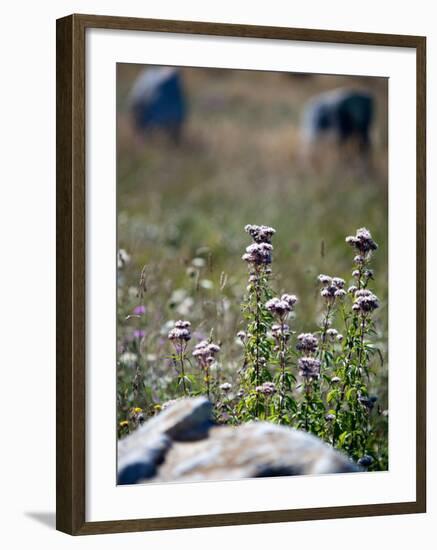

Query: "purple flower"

xmin=298 ymin=357 xmax=321 ymax=380
xmin=318 ymin=275 xmax=346 ymax=304
xmin=272 ymin=323 xmax=290 ymax=340
xmin=192 ymin=339 xmax=220 ymax=368
xmin=265 ymin=294 xmax=297 ymax=319
xmin=353 ymin=290 xmax=380 ymax=315
xmin=168 ymin=320 xmax=192 ymax=342
xmin=242 ymin=242 xmax=273 ymax=265
xmin=244 ymin=224 xmax=276 ymax=243
xmin=133 ymin=329 xmax=145 ymax=339
xmin=256 ymin=381 xmax=276 ymax=396
xmin=133 ymin=305 xmax=146 ymax=315
xmin=296 ymin=333 xmax=318 ymax=353
xmin=345 ymin=227 xmax=378 ymax=255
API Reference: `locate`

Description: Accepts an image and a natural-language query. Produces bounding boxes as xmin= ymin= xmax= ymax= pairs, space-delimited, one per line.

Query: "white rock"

xmin=118 ymin=398 xmax=357 ymax=485
xmin=154 ymin=422 xmax=357 ymax=482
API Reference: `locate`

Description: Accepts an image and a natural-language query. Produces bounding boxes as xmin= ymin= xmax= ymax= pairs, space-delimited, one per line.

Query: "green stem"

xmin=279 ymin=321 xmax=286 ymax=422
xmin=179 ymin=346 xmax=187 ymax=396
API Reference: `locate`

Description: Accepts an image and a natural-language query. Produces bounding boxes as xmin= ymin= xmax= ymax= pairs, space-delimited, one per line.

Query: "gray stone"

xmin=117 ymin=398 xmax=358 ymax=485
xmin=154 ymin=422 xmax=357 ymax=483
xmin=118 ymin=433 xmax=171 ymax=485
xmin=117 ymin=397 xmax=213 ymax=484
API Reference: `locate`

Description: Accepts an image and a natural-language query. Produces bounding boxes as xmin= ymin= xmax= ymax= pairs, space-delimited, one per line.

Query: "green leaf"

xmin=327 ymin=389 xmax=337 ymax=403
xmin=339 ymin=431 xmax=350 ymax=446
xmin=346 ymin=387 xmax=356 ymax=401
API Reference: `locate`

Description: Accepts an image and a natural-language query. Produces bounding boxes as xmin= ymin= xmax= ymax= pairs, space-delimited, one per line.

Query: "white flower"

xmin=169 ymin=288 xmax=188 ymax=304
xmin=119 ymin=352 xmax=137 ymax=366
xmin=200 ymin=279 xmax=214 ymax=289
xmin=176 ymin=297 xmax=194 ymax=316
xmin=117 ymin=249 xmax=131 ymax=269
xmin=192 ymin=257 xmax=206 ymax=268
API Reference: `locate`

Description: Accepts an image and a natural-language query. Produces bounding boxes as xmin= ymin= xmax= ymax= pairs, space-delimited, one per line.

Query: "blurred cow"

xmin=301 ymin=89 xmax=374 ymax=168
xmin=128 ymin=67 xmax=187 ymax=143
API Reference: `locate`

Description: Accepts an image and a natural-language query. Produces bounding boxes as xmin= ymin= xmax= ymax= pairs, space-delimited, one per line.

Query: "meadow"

xmin=116 ymin=65 xmax=388 ymax=471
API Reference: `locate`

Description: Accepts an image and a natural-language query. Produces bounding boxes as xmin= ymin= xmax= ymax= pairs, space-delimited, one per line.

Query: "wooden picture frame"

xmin=56 ymin=13 xmax=426 ymax=535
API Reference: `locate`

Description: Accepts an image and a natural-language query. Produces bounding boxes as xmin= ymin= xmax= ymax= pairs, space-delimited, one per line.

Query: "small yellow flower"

xmin=132 ymin=407 xmax=143 ymax=414
xmin=119 ymin=420 xmax=129 ymax=428
xmin=154 ymin=404 xmax=162 ymax=411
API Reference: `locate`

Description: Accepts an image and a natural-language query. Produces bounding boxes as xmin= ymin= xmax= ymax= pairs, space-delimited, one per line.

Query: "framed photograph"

xmin=56 ymin=14 xmax=426 ymax=535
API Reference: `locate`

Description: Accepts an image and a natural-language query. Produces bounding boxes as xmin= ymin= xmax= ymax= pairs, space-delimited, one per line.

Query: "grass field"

xmin=116 ymin=65 xmax=388 ymax=468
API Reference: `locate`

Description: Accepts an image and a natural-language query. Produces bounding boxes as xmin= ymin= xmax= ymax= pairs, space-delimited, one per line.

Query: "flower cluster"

xmin=346 ymin=227 xmax=378 ymax=257
xmin=242 ymin=224 xmax=276 ymax=267
xmin=352 ymin=289 xmax=380 ymax=315
xmin=326 ymin=328 xmax=343 ymax=342
xmin=265 ymin=294 xmax=298 ymax=319
xmin=129 ymin=406 xmax=145 ymax=426
xmin=352 ymin=268 xmax=373 ymax=281
xmin=271 ymin=323 xmax=290 ymax=341
xmin=168 ymin=320 xmax=192 ymax=343
xmin=296 ymin=332 xmax=319 ymax=354
xmin=255 ymin=381 xmax=276 ymax=396
xmin=192 ymin=340 xmax=221 ymax=369
xmin=298 ymin=357 xmax=321 ymax=380
xmin=117 ymin=248 xmax=131 ymax=269
xmin=317 ymin=274 xmax=346 ymax=303
xmin=242 ymin=242 xmax=273 ymax=265
xmin=244 ymin=224 xmax=276 ymax=243
xmin=117 ymin=223 xmax=387 ymax=470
